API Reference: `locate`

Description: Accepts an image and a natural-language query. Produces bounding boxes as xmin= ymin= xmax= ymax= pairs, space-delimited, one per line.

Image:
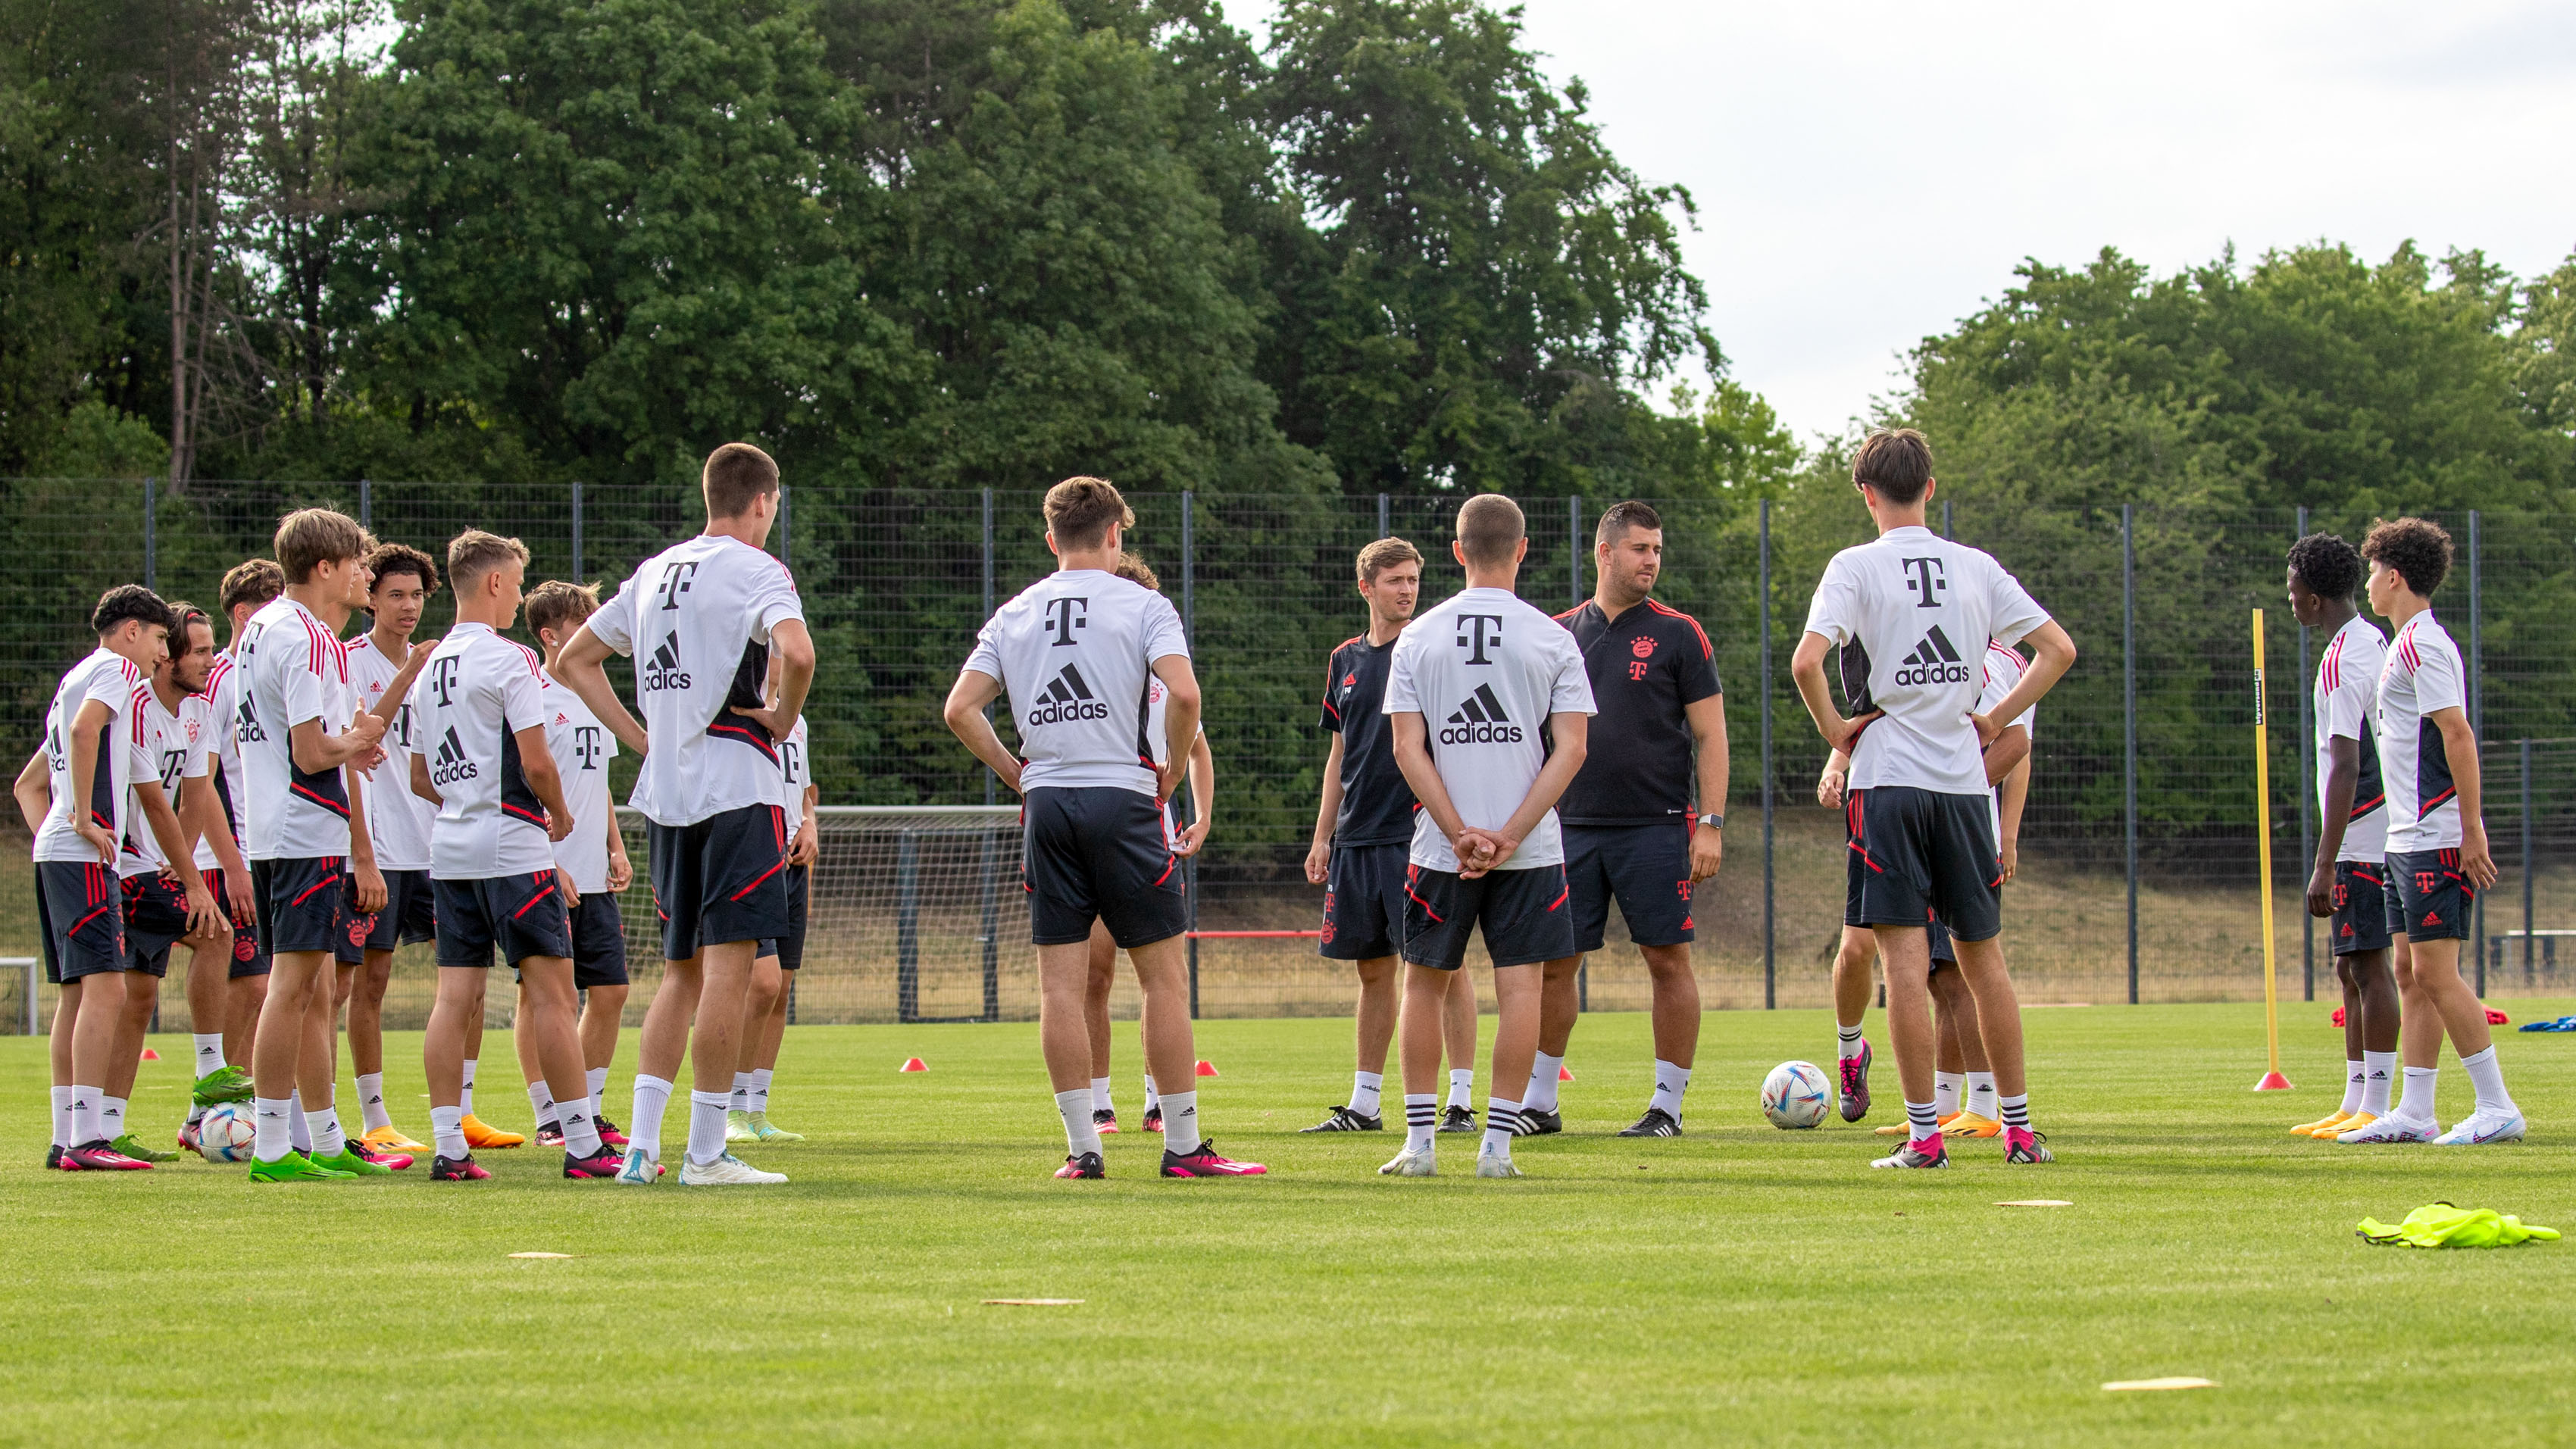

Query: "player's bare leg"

xmin=48 ymin=978 xmax=79 ymax=1163
xmin=1305 ymin=952 xmax=1401 ymax=1133
xmin=1080 ymin=921 xmax=1121 ymax=1132
xmin=248 ymin=951 xmax=324 ymax=1164
xmin=299 ymin=962 xmax=350 ymax=1160
xmin=1385 ymin=964 xmax=1457 ymax=1173
xmin=223 ymin=973 xmax=264 ymax=1078
xmin=424 ymin=966 xmax=490 ymax=1178
xmin=103 ymin=969 xmax=158 ymax=1152
xmin=2410 ymin=935 xmax=2521 ymax=1145
xmin=177 ymin=921 xmax=245 ymax=1147
xmin=728 ymin=954 xmax=787 ymax=1141
xmin=1830 ymin=925 xmax=1876 ymax=1120
xmin=1925 ymin=967 xmax=1999 ymax=1137
xmin=1867 ymin=926 xmax=1950 ymax=1169
xmin=1476 ymin=961 xmax=1548 ymax=1174
xmin=1440 ymin=963 xmax=1477 ymax=1129
xmin=455 ymin=992 xmax=517 ymax=1149
xmin=1515 ymin=956 xmax=1577 ymax=1135
xmin=580 ymin=981 xmax=627 ymax=1144
xmin=520 ymin=957 xmax=615 ymax=1174
xmin=1946 ymin=933 xmax=2047 ymax=1162
xmin=1619 ymin=942 xmax=1696 ymax=1135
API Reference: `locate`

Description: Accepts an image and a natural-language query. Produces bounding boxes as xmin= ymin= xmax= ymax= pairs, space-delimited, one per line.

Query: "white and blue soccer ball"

xmin=196 ymin=1103 xmax=257 ymax=1163
xmin=1761 ymin=1060 xmax=1832 ymax=1130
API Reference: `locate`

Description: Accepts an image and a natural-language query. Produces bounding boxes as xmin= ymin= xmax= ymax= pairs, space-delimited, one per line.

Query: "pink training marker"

xmin=899 ymin=1057 xmax=927 ymax=1073
xmin=1194 ymin=1060 xmax=1218 ymax=1077
xmin=1558 ymin=1066 xmax=1574 ymax=1082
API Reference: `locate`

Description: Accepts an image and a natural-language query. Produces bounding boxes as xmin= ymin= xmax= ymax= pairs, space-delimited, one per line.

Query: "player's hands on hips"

xmin=352 ymin=861 xmax=387 ymax=915
xmin=728 ymin=702 xmax=792 ymax=739
xmin=558 ymin=873 xmax=580 ymax=908
xmin=2462 ymin=823 xmax=2499 ymax=891
xmin=75 ymin=819 xmax=116 ymax=864
xmin=1689 ymin=823 xmax=1723 ymax=882
xmin=2305 ymin=861 xmax=2336 ymax=918
xmin=1178 ymin=818 xmax=1211 ymax=858
xmin=606 ymin=851 xmax=633 ymax=893
xmin=1303 ymin=837 xmax=1330 ymax=885
xmin=1969 ymin=710 xmax=2002 ymax=750
xmin=1999 ymin=838 xmax=2019 ymax=885
xmin=546 ymin=807 xmax=574 ymax=844
xmin=1817 ymin=768 xmax=1846 ymax=810
xmin=1821 ymin=710 xmax=1881 ymax=754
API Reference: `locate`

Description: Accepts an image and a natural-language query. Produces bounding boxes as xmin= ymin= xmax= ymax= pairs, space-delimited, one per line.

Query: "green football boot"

xmin=724 ymin=1108 xmax=758 ymax=1143
xmin=307 ymin=1144 xmax=392 ymax=1176
xmin=747 ymin=1113 xmax=803 ymax=1143
xmin=192 ymin=1064 xmax=255 ymax=1107
xmin=249 ymin=1151 xmax=354 ymax=1182
xmin=108 ymin=1131 xmax=178 ymax=1163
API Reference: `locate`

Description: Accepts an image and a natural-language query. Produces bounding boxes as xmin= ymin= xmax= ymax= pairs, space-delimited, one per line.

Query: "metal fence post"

xmin=23 ymin=957 xmax=35 ymax=1036
xmin=1759 ymin=498 xmax=1774 ymax=1010
xmin=570 ymin=480 xmax=584 ymax=583
xmin=142 ymin=476 xmax=158 ymax=592
xmin=980 ymin=825 xmax=1002 ymax=1021
xmin=1182 ymin=490 xmax=1199 ymax=1020
xmin=895 ymin=829 xmax=921 ymax=1022
xmin=1571 ymin=495 xmax=1587 ymax=1011
xmin=2521 ymin=737 xmax=2534 ymax=985
xmin=1377 ymin=492 xmax=1389 ymax=540
xmin=2124 ymin=504 xmax=2139 ymax=1004
xmin=2468 ymin=510 xmax=2484 ymax=984
xmin=981 ymin=489 xmax=995 ymax=810
xmin=2296 ymin=505 xmax=2312 ymax=1001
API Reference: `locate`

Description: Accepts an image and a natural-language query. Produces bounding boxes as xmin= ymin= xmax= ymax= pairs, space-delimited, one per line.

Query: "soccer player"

xmin=525 ymin=581 xmax=633 ymax=1151
xmin=341 ymin=543 xmax=442 ymax=1154
xmin=111 ymin=601 xmax=230 ymax=1161
xmin=731 ymin=653 xmax=814 ymax=1145
xmin=942 ymin=476 xmax=1263 ymax=1180
xmin=192 ymin=561 xmax=283 ymax=1103
xmin=410 ymin=532 xmax=612 ymax=1180
xmin=1790 ymin=428 xmax=2073 ymax=1170
xmin=1530 ymin=501 xmax=1725 ymax=1138
xmin=1302 ymin=537 xmax=1482 ymax=1136
xmin=2285 ymin=533 xmax=2400 ymax=1141
xmin=557 ymin=442 xmax=814 ymax=1188
xmin=237 ymin=507 xmax=392 ymax=1181
xmin=14 ymin=586 xmax=185 ymax=1170
xmin=2340 ymin=518 xmax=2521 ymax=1145
xmin=1377 ymin=493 xmax=1594 ymax=1179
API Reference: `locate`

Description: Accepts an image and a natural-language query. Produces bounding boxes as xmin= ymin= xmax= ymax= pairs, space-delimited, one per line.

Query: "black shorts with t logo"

xmin=1843 ymin=785 xmax=2002 ymax=945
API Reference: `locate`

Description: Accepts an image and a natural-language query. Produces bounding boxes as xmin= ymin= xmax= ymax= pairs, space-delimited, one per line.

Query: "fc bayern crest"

xmin=1630 ymin=636 xmax=1655 ymax=659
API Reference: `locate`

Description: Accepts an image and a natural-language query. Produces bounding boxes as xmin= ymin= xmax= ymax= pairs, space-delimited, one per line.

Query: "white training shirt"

xmin=1141 ymin=673 xmax=1204 ymax=847
xmin=779 ymin=714 xmax=811 ymax=838
xmin=120 ymin=685 xmax=212 ymax=879
xmin=237 ymin=596 xmax=355 ymax=860
xmin=193 ymin=651 xmax=249 ymax=873
xmin=964 ymin=568 xmax=1190 ymax=797
xmin=417 ymin=623 xmax=555 ymax=880
xmin=542 ymin=668 xmax=620 ymax=895
xmin=33 ymin=649 xmax=145 ymax=865
xmin=2376 ymin=611 xmax=2465 ymax=853
xmin=1383 ymin=586 xmax=1596 ymax=873
xmin=2314 ymin=614 xmax=2389 ymax=862
xmin=347 ymin=632 xmax=435 ymax=872
xmin=1803 ymin=526 xmax=2051 ymax=796
xmin=1975 ymin=642 xmax=2036 ymax=851
xmin=586 ymin=532 xmax=805 ymax=827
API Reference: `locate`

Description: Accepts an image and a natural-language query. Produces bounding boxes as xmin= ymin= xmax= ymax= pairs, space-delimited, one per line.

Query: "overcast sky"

xmin=1228 ymin=0 xmax=2576 ymax=442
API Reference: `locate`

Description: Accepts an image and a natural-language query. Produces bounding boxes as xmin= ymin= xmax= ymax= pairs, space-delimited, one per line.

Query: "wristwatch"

xmin=1696 ymin=813 xmax=1724 ymax=830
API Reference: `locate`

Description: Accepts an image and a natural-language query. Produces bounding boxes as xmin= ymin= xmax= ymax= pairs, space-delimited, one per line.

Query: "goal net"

xmin=614 ymin=805 xmax=1030 ymax=1023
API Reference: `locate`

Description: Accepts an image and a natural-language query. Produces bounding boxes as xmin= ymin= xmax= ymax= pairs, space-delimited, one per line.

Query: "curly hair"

xmin=364 ymin=542 xmax=440 ymax=596
xmin=2287 ymin=532 xmax=2362 ymax=601
xmin=1111 ymin=551 xmax=1161 ymax=592
xmin=2360 ymin=517 xmax=2454 ymax=598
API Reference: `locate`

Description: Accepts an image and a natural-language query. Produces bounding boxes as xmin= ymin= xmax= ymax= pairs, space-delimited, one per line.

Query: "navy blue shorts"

xmin=1023 ymin=787 xmax=1185 ymax=949
xmin=349 ymin=867 xmax=437 ymax=959
xmin=1321 ymin=842 xmax=1409 ymax=960
xmin=434 ymin=872 xmax=574 ymax=969
xmin=2333 ymin=860 xmax=2394 ymax=955
xmin=757 ymin=864 xmax=811 ymax=972
xmin=649 ymin=804 xmax=789 ymax=960
xmin=2388 ymin=848 xmax=2472 ymax=943
xmin=1400 ymin=863 xmax=1575 ymax=971
xmin=567 ymin=890 xmax=629 ymax=988
xmin=120 ymin=872 xmax=192 ymax=978
xmin=1843 ymin=786 xmax=2001 ymax=944
xmin=252 ymin=855 xmax=348 ymax=959
xmin=200 ymin=867 xmax=270 ymax=979
xmin=1565 ymin=823 xmax=1696 ymax=953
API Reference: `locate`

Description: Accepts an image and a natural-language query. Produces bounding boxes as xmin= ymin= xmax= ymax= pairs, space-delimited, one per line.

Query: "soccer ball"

xmin=196 ymin=1103 xmax=257 ymax=1163
xmin=1760 ymin=1061 xmax=1832 ymax=1130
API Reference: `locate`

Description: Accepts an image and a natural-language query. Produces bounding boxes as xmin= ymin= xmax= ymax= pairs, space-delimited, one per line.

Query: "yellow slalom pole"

xmin=2252 ymin=609 xmax=2292 ymax=1091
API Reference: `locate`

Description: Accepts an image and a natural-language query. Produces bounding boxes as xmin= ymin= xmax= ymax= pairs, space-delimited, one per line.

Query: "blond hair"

xmin=524 ymin=580 xmax=602 ymax=641
xmin=446 ymin=529 xmax=530 ymax=592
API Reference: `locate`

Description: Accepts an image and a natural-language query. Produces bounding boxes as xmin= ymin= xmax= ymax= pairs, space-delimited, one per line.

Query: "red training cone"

xmin=140 ymin=1048 xmax=161 ymax=1061
xmin=2252 ymin=1070 xmax=2293 ymax=1091
xmin=2330 ymin=1007 xmax=2346 ymax=1027
xmin=1193 ymin=1060 xmax=1218 ymax=1077
xmin=1557 ymin=1065 xmax=1574 ymax=1082
xmin=2486 ymin=1006 xmax=2511 ymax=1026
xmin=899 ymin=1057 xmax=927 ymax=1073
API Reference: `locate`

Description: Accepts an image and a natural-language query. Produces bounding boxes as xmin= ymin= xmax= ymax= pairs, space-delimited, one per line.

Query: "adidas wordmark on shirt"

xmin=1802 ymin=526 xmax=2050 ymax=796
xmin=964 ymin=568 xmax=1190 ymax=797
xmin=1383 ymin=586 xmax=1595 ymax=873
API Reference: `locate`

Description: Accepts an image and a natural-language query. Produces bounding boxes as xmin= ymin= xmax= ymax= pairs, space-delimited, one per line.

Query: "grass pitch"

xmin=5 ymin=1001 xmax=2574 ymax=1446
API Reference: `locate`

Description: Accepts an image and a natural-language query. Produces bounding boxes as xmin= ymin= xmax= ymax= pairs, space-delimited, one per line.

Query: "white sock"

xmin=1964 ymin=1071 xmax=1997 ymax=1119
xmin=1523 ymin=1052 xmax=1563 ymax=1113
xmin=289 ymin=1091 xmax=312 ymax=1153
xmin=1089 ymin=1075 xmax=1113 ymax=1112
xmin=1161 ymin=1090 xmax=1202 ymax=1154
xmin=1349 ymin=1070 xmax=1383 ymax=1118
xmin=358 ymin=1072 xmax=391 ymax=1132
xmin=2361 ymin=1051 xmax=2396 ymax=1116
xmin=586 ymin=1066 xmax=608 ymax=1121
xmin=1480 ymin=1096 xmax=1521 ymax=1158
xmin=1446 ymin=1066 xmax=1474 ymax=1111
xmin=686 ymin=1090 xmax=730 ymax=1166
xmin=253 ymin=1096 xmax=293 ymax=1162
xmin=50 ymin=1085 xmax=73 ymax=1148
xmin=193 ymin=1033 xmax=224 ymax=1076
xmin=99 ymin=1094 xmax=127 ymax=1141
xmin=558 ymin=1085 xmax=603 ymax=1157
xmin=529 ymin=1082 xmax=556 ymax=1126
xmin=749 ymin=1068 xmax=774 ymax=1116
xmin=2337 ymin=1059 xmax=2366 ymax=1115
xmin=630 ymin=1073 xmax=674 ymax=1158
xmin=310 ymin=1105 xmax=345 ymax=1156
xmin=1933 ymin=1072 xmax=1963 ymax=1117
xmin=1837 ymin=1023 xmax=1865 ymax=1061
xmin=431 ymin=1104 xmax=466 ymax=1162
xmin=2398 ymin=1066 xmax=2438 ymax=1122
xmin=1907 ymin=1099 xmax=1940 ymax=1142
xmin=1057 ymin=1088 xmax=1102 ymax=1157
xmin=2459 ymin=1045 xmax=2515 ymax=1114
xmin=1143 ymin=1074 xmax=1161 ymax=1112
xmin=1649 ymin=1060 xmax=1691 ymax=1123
xmin=459 ymin=1059 xmax=477 ymax=1117
xmin=730 ymin=1070 xmax=753 ymax=1113
xmin=1997 ymin=1092 xmax=2030 ymax=1130
xmin=1404 ymin=1094 xmax=1439 ymax=1153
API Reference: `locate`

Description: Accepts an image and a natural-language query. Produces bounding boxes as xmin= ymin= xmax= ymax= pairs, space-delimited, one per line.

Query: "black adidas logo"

xmin=1025 ymin=663 xmax=1108 ymax=726
xmin=430 ymin=726 xmax=480 ymax=786
xmin=642 ymin=634 xmax=692 ymax=692
xmin=1439 ymin=683 xmax=1522 ymax=745
xmin=1891 ymin=625 xmax=1972 ymax=686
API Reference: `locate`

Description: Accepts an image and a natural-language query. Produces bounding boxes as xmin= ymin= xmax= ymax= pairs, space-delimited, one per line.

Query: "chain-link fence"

xmin=4 ymin=477 xmax=2574 ymax=1031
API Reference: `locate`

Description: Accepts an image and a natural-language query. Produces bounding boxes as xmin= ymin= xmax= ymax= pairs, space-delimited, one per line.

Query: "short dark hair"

xmin=218 ymin=559 xmax=284 ymax=619
xmin=1044 ymin=476 xmax=1133 ymax=551
xmin=365 ymin=542 xmax=439 ymax=596
xmin=2360 ymin=517 xmax=2453 ymax=598
xmin=2287 ymin=532 xmax=2362 ymax=602
xmin=703 ymin=442 xmax=780 ymax=520
xmin=1852 ymin=427 xmax=1934 ymax=506
xmin=1111 ymin=551 xmax=1161 ymax=592
xmin=92 ymin=584 xmax=173 ymax=639
xmin=1595 ymin=499 xmax=1662 ymax=547
xmin=1456 ymin=493 xmax=1525 ymax=570
xmin=524 ymin=580 xmax=600 ymax=642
